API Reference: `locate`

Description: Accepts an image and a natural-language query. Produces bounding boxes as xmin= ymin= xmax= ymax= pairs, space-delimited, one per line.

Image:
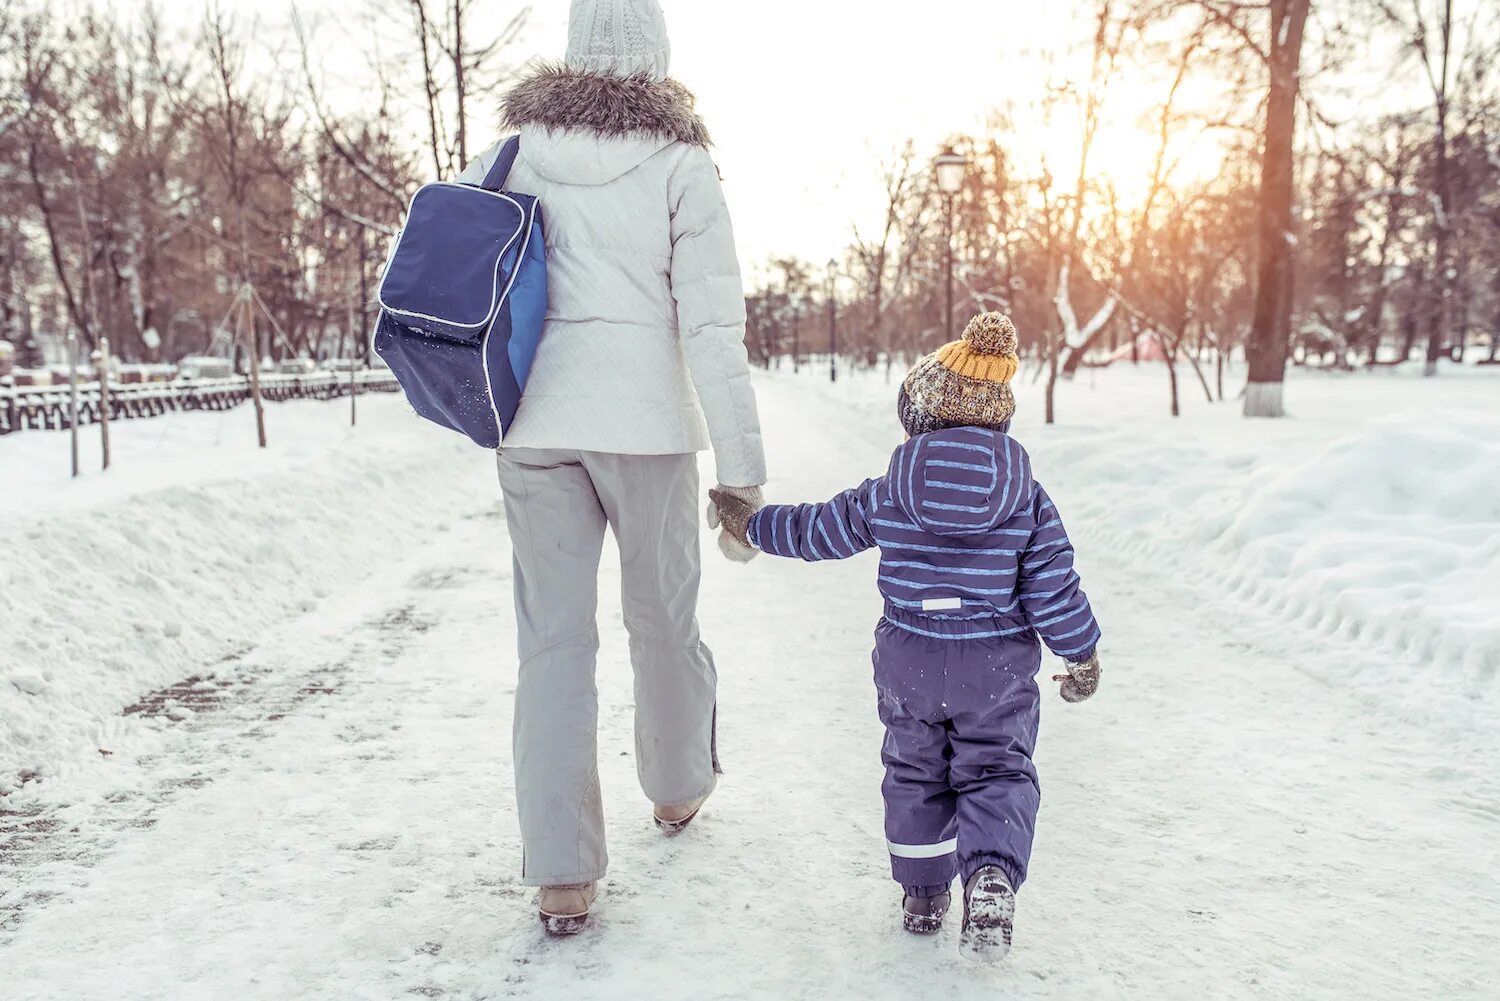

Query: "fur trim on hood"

xmin=502 ymin=64 xmax=711 ymax=147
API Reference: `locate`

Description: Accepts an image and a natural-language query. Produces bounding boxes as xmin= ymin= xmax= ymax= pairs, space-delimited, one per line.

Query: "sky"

xmin=211 ymin=0 xmax=1437 ymax=273
xmin=215 ymin=0 xmax=1093 ymax=268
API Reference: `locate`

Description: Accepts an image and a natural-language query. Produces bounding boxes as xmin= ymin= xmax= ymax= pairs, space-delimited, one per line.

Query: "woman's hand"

xmin=707 ymin=485 xmax=762 ymax=563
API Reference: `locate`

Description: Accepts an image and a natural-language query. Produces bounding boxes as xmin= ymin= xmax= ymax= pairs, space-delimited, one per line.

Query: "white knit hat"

xmin=565 ymin=0 xmax=672 ymax=80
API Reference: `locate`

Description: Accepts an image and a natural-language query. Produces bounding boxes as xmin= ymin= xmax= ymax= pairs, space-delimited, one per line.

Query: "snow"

xmin=1023 ymin=365 xmax=1500 ymax=703
xmin=0 ymin=396 xmax=474 ymax=796
xmin=2 ymin=363 xmax=1499 ymax=999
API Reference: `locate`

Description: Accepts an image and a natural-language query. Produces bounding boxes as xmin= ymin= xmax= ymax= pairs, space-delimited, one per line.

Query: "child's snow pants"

xmin=873 ymin=612 xmax=1042 ymax=894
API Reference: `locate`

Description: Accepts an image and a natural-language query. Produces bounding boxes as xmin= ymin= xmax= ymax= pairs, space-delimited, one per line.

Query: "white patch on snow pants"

xmin=497 ymin=448 xmax=720 ymax=886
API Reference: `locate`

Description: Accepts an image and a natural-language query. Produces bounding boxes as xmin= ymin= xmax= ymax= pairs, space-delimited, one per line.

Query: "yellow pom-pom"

xmin=961 ymin=312 xmax=1018 ymax=357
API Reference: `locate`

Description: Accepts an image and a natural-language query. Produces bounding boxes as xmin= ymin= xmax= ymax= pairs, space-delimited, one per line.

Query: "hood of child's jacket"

xmin=886 ymin=428 xmax=1034 ymax=537
xmin=502 ymin=64 xmax=710 ymax=187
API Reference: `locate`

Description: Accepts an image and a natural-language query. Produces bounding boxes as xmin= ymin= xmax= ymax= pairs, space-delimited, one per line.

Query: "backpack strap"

xmin=479 ymin=136 xmax=521 ymax=191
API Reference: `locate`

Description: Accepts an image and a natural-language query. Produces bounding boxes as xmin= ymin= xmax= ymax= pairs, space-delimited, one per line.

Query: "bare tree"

xmin=1374 ymin=0 xmax=1500 ymax=373
xmin=364 ymin=1 xmax=531 ymax=180
xmin=13 ymin=10 xmax=100 ymax=352
xmin=851 ymin=143 xmax=918 ymax=371
xmin=1045 ymin=0 xmax=1127 ymax=425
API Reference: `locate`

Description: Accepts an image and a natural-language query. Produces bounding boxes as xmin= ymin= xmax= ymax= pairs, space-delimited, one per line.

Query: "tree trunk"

xmin=97 ymin=336 xmax=112 ymax=470
xmin=242 ymin=294 xmax=268 ymax=448
xmin=1243 ymin=0 xmax=1309 ymax=417
xmin=1424 ymin=0 xmax=1455 ymax=377
xmin=1045 ymin=340 xmax=1059 ymax=424
xmin=358 ymin=228 xmax=371 ymax=364
xmin=1398 ymin=308 xmax=1422 ymax=363
xmin=1161 ymin=334 xmax=1181 ymax=417
xmin=27 ymin=142 xmax=95 ymax=351
xmin=1450 ymin=272 xmax=1468 ymax=362
xmin=412 ymin=0 xmax=446 ymax=178
xmin=68 ymin=331 xmax=81 ymax=478
xmin=452 ymin=0 xmax=467 ymax=169
xmin=1184 ymin=331 xmax=1215 ymax=404
xmin=19 ymin=298 xmax=42 ymax=369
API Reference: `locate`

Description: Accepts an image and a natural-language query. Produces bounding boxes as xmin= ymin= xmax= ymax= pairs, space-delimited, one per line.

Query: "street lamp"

xmin=934 ymin=147 xmax=970 ymax=195
xmin=825 ymin=257 xmax=838 ymax=384
xmin=934 ymin=146 xmax=971 ymax=340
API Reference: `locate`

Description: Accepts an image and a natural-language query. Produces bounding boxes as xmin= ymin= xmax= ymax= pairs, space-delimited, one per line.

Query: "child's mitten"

xmin=707 ymin=486 xmax=761 ymax=560
xmin=1053 ymin=652 xmax=1101 ymax=703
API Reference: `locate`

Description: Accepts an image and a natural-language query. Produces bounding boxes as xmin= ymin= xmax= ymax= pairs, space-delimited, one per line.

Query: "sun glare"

xmin=1018 ymin=69 xmax=1233 ymax=215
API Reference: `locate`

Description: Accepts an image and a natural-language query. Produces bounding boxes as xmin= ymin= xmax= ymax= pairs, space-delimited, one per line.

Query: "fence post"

xmin=239 ymin=285 xmax=268 ymax=448
xmin=347 ymin=300 xmax=358 ymax=427
xmin=68 ymin=330 xmax=81 ymax=478
xmin=97 ymin=336 xmax=113 ymax=471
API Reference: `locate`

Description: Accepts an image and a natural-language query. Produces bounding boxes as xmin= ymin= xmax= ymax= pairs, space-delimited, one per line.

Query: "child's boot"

xmin=959 ymin=866 xmax=1016 ymax=963
xmin=902 ymin=888 xmax=951 ymax=934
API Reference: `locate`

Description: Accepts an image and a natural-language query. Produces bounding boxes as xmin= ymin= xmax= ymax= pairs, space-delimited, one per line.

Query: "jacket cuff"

xmin=746 ymin=510 xmax=765 ymax=551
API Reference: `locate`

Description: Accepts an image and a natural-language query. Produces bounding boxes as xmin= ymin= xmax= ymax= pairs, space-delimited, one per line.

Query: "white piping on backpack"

xmin=376 ymin=182 xmax=526 ymax=332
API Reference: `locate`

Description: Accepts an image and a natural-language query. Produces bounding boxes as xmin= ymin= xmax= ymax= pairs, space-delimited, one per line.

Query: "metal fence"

xmin=0 ymin=371 xmax=402 ymax=436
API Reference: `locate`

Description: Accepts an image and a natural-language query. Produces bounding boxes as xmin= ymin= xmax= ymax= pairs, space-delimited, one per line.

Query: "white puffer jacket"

xmin=458 ymin=68 xmax=766 ymax=488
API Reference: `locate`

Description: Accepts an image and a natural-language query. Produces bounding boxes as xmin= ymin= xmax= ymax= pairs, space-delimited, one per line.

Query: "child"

xmin=710 ymin=313 xmax=1102 ymax=964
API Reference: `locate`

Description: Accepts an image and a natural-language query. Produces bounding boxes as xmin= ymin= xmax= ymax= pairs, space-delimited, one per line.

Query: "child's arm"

xmin=1016 ymin=485 xmax=1101 ymax=664
xmin=711 ymin=480 xmax=881 ymax=562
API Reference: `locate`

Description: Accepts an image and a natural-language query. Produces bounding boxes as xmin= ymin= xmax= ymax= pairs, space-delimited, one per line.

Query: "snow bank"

xmin=0 ymin=396 xmax=484 ymax=797
xmin=1043 ymin=410 xmax=1500 ymax=699
xmin=786 ymin=361 xmax=1500 ymax=703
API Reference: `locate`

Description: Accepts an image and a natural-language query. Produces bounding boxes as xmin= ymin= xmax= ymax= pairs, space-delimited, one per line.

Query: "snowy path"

xmin=3 ymin=374 xmax=1497 ymax=1000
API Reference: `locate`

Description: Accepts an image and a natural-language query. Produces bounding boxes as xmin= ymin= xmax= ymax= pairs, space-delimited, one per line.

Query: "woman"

xmin=457 ymin=0 xmax=766 ymax=935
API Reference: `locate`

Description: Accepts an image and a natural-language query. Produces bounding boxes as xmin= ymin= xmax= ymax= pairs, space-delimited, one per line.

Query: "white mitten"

xmin=717 ymin=530 xmax=758 ymax=564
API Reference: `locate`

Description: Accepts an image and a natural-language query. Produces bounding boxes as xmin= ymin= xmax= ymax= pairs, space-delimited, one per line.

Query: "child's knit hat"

xmin=898 ymin=312 xmax=1020 ymax=438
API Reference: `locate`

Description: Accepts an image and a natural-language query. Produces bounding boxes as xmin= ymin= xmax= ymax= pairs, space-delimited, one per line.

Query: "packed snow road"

xmin=2 ymin=369 xmax=1497 ymax=1000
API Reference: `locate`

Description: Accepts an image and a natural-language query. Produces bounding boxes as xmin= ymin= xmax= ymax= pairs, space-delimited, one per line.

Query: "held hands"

xmin=707 ymin=485 xmax=762 ymax=563
xmin=1053 ymin=652 xmax=1102 ymax=703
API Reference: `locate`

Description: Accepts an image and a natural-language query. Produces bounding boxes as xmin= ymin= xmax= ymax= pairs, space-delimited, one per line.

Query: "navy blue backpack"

xmin=373 ymin=137 xmax=546 ymax=449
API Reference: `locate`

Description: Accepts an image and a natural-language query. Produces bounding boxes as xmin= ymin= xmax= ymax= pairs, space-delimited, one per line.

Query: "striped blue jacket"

xmin=747 ymin=426 xmax=1101 ymax=658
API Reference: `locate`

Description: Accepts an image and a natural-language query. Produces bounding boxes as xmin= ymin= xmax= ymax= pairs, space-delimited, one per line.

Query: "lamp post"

xmin=790 ymin=294 xmax=800 ymax=373
xmin=934 ymin=146 xmax=971 ymax=340
xmin=825 ymin=257 xmax=838 ymax=383
xmin=67 ymin=329 xmax=80 ymax=478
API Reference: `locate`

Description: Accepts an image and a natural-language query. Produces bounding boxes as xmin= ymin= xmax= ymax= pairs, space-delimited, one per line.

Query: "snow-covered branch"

xmin=1053 ymin=258 xmax=1118 ymax=352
